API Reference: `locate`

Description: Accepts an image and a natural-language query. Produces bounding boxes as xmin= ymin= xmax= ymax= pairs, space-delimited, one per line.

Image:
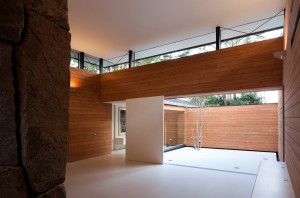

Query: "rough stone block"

xmin=24 ymin=0 xmax=69 ymax=30
xmin=16 ymin=12 xmax=71 ymax=193
xmin=0 ymin=41 xmax=18 ymax=165
xmin=0 ymin=166 xmax=28 ymax=198
xmin=0 ymin=0 xmax=24 ymax=42
xmin=36 ymin=185 xmax=65 ymax=198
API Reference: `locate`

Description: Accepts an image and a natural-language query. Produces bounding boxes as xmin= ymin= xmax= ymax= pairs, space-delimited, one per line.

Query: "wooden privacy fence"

xmin=166 ymin=104 xmax=278 ymax=152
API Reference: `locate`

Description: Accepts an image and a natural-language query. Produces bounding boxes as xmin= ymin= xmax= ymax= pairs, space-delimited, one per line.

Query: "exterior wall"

xmin=68 ymin=68 xmax=112 ymax=162
xmin=100 ymin=38 xmax=283 ymax=102
xmin=185 ymin=104 xmax=278 ymax=152
xmin=164 ymin=109 xmax=185 ymax=146
xmin=283 ymin=0 xmax=300 ymax=197
xmin=0 ymin=0 xmax=70 ymax=196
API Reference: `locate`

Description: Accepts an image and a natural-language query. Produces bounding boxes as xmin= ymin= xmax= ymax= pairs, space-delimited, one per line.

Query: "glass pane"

xmin=84 ymin=62 xmax=99 ymax=73
xmin=70 ymin=58 xmax=78 ymax=68
xmin=221 ymin=28 xmax=283 ymax=49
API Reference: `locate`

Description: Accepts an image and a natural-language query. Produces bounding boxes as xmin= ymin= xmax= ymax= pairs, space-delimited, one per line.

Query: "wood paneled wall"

xmin=164 ymin=109 xmax=185 ymax=146
xmin=100 ymin=38 xmax=283 ymax=102
xmin=165 ymin=110 xmax=179 ymax=146
xmin=185 ymin=104 xmax=278 ymax=152
xmin=178 ymin=112 xmax=186 ymax=145
xmin=278 ymin=90 xmax=284 ymax=161
xmin=68 ymin=68 xmax=112 ymax=162
xmin=283 ymin=0 xmax=300 ymax=196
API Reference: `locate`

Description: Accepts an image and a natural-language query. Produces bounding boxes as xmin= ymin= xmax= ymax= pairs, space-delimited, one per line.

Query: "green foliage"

xmin=135 ymin=56 xmax=161 ymax=66
xmin=188 ymin=92 xmax=262 ymax=107
xmin=84 ymin=62 xmax=99 ymax=73
xmin=228 ymin=92 xmax=262 ymax=105
xmin=161 ymin=54 xmax=172 ymax=60
xmin=221 ymin=34 xmax=264 ymax=48
xmin=109 ymin=65 xmax=121 ymax=72
xmin=70 ymin=58 xmax=79 ymax=67
xmin=103 ymin=63 xmax=127 ymax=73
xmin=189 ymin=97 xmax=207 ymax=107
xmin=178 ymin=50 xmax=190 ymax=57
xmin=205 ymin=95 xmax=226 ymax=106
xmin=198 ymin=44 xmax=216 ymax=52
xmin=135 ymin=50 xmax=191 ymax=67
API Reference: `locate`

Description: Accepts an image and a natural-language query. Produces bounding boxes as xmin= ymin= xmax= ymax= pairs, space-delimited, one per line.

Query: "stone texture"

xmin=0 ymin=166 xmax=28 ymax=198
xmin=0 ymin=0 xmax=24 ymax=42
xmin=16 ymin=11 xmax=71 ymax=193
xmin=24 ymin=0 xmax=69 ymax=30
xmin=0 ymin=41 xmax=18 ymax=165
xmin=36 ymin=185 xmax=65 ymax=198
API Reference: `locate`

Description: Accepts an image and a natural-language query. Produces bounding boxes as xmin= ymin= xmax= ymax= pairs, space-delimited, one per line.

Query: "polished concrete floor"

xmin=164 ymin=147 xmax=276 ymax=174
xmin=65 ymin=148 xmax=278 ymax=198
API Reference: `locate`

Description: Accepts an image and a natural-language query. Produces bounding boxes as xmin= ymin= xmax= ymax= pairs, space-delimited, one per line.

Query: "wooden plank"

xmin=283 ymin=0 xmax=300 ymax=196
xmin=100 ymin=38 xmax=283 ymax=102
xmin=68 ymin=68 xmax=112 ymax=162
xmin=164 ymin=110 xmax=185 ymax=146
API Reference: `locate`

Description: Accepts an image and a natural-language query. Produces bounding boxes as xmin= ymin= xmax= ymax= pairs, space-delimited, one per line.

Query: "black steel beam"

xmin=128 ymin=50 xmax=134 ymax=68
xmin=79 ymin=52 xmax=84 ymax=69
xmin=99 ymin=58 xmax=104 ymax=74
xmin=216 ymin=26 xmax=221 ymax=50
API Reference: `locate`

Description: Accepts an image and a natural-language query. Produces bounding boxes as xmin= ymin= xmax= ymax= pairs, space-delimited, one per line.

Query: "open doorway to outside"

xmin=163 ymin=89 xmax=281 ymax=174
xmin=111 ymin=89 xmax=282 ymax=171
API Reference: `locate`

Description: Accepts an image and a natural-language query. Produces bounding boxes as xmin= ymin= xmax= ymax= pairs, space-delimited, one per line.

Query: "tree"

xmin=189 ymin=95 xmax=225 ymax=106
xmin=134 ymin=50 xmax=191 ymax=67
xmin=84 ymin=62 xmax=99 ymax=73
xmin=222 ymin=33 xmax=265 ymax=49
xmin=178 ymin=50 xmax=190 ymax=57
xmin=198 ymin=44 xmax=216 ymax=53
xmin=187 ymin=92 xmax=262 ymax=107
xmin=189 ymin=97 xmax=207 ymax=106
xmin=205 ymin=95 xmax=225 ymax=106
xmin=134 ymin=56 xmax=161 ymax=66
xmin=228 ymin=92 xmax=262 ymax=105
xmin=188 ymin=97 xmax=209 ymax=150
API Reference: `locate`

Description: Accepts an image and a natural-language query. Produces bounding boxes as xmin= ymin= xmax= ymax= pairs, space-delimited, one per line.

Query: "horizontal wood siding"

xmin=164 ymin=109 xmax=185 ymax=146
xmin=278 ymin=90 xmax=284 ymax=161
xmin=68 ymin=68 xmax=112 ymax=162
xmin=165 ymin=110 xmax=179 ymax=146
xmin=101 ymin=38 xmax=283 ymax=102
xmin=185 ymin=104 xmax=278 ymax=152
xmin=283 ymin=0 xmax=300 ymax=196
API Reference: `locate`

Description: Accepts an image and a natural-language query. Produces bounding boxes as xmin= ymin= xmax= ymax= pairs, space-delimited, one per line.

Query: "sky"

xmin=258 ymin=90 xmax=279 ymax=103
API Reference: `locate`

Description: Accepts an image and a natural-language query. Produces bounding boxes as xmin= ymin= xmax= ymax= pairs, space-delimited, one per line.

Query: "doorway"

xmin=112 ymin=102 xmax=126 ymax=151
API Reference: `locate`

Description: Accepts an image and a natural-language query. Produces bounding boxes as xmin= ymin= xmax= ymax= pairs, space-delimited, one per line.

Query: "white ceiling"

xmin=68 ymin=0 xmax=285 ymax=60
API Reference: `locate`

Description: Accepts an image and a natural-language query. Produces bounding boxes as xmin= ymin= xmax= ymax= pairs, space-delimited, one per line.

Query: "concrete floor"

xmin=65 ymin=148 xmax=277 ymax=198
xmin=164 ymin=147 xmax=277 ymax=174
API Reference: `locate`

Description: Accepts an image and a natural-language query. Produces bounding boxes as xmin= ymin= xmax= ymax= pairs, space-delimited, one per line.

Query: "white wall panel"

xmin=126 ymin=96 xmax=164 ymax=164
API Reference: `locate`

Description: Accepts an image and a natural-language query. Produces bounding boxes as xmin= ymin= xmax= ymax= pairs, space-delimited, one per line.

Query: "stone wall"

xmin=0 ymin=0 xmax=70 ymax=197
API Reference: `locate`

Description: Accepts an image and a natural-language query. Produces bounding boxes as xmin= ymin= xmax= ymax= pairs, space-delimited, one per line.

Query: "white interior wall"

xmin=126 ymin=96 xmax=164 ymax=164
